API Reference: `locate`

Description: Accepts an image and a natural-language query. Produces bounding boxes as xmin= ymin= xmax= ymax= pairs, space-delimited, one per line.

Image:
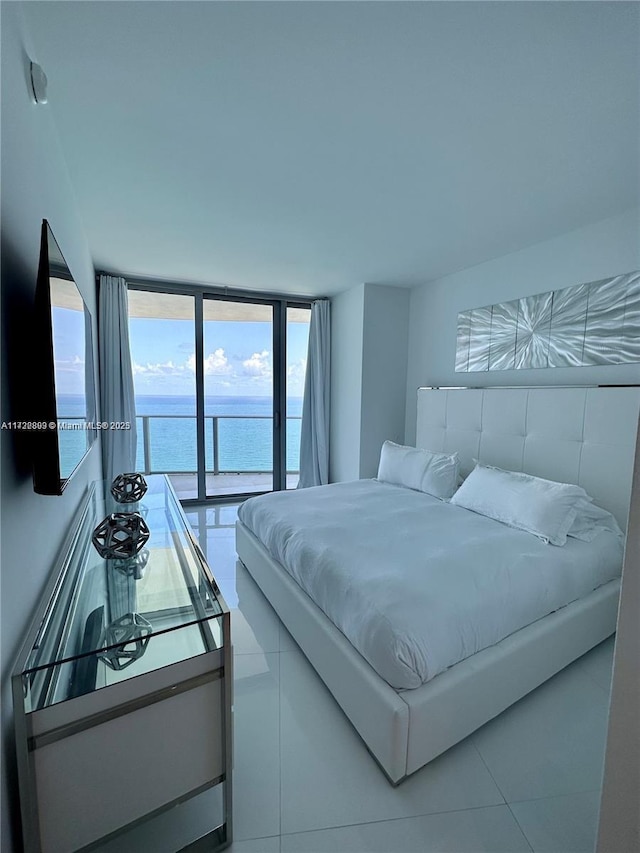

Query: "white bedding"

xmin=238 ymin=479 xmax=624 ymax=690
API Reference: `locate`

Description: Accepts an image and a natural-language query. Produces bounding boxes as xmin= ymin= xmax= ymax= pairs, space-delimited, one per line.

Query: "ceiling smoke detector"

xmin=30 ymin=62 xmax=48 ymax=104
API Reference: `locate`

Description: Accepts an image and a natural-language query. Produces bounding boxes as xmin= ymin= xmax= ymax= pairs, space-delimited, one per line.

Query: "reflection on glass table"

xmin=21 ymin=474 xmax=227 ymax=712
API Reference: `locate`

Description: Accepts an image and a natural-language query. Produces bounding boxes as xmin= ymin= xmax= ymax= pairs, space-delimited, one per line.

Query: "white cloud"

xmin=205 ymin=348 xmax=231 ymax=375
xmin=186 ymin=348 xmax=231 ymax=376
xmin=242 ymin=350 xmax=272 ymax=378
xmin=133 ymin=360 xmax=184 ymax=376
xmin=287 ymin=357 xmax=307 ymax=381
xmin=287 ymin=357 xmax=307 ymax=395
xmin=55 ymin=355 xmax=85 ymax=372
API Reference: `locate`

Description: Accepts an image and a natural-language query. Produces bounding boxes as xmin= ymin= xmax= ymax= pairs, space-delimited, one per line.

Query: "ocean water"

xmin=58 ymin=394 xmax=302 ymax=475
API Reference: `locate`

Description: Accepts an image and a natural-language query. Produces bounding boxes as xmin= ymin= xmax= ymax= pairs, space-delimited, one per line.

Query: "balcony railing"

xmin=135 ymin=414 xmax=302 ymax=476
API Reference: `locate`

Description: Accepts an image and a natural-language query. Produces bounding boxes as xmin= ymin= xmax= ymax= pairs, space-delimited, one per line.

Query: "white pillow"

xmin=568 ymin=501 xmax=624 ymax=542
xmin=450 ymin=464 xmax=589 ymax=545
xmin=377 ymin=441 xmax=459 ymax=500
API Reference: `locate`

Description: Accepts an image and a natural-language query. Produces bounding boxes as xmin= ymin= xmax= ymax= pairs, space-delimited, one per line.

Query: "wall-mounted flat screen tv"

xmin=32 ymin=220 xmax=98 ymax=495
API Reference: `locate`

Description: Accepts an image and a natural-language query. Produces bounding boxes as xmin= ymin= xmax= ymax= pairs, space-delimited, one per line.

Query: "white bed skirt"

xmin=236 ymin=519 xmax=619 ymax=784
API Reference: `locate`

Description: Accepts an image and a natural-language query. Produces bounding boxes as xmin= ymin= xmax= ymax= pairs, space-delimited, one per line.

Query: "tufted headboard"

xmin=416 ymin=386 xmax=640 ymax=531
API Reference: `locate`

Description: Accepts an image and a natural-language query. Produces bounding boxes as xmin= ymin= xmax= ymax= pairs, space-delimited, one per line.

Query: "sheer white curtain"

xmin=298 ymin=299 xmax=331 ymax=488
xmin=98 ymin=275 xmax=137 ymax=481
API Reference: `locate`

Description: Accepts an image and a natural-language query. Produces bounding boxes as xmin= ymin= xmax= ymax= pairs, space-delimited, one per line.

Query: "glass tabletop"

xmin=20 ymin=475 xmax=226 ymax=711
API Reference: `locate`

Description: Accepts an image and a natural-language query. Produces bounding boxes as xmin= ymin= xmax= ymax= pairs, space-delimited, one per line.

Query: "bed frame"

xmin=236 ymin=386 xmax=640 ymax=784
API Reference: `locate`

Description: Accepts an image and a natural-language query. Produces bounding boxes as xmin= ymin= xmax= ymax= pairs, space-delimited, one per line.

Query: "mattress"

xmin=238 ymin=479 xmax=624 ymax=690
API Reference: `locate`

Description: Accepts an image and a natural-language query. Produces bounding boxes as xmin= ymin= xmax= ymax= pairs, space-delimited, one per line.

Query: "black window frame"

xmin=122 ymin=276 xmax=313 ymax=505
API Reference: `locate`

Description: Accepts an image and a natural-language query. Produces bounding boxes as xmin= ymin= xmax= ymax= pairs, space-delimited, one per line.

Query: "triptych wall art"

xmin=455 ymin=270 xmax=640 ymax=372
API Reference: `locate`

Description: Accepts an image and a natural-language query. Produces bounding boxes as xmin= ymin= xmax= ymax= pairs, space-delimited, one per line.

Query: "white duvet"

xmin=238 ymin=479 xmax=623 ymax=690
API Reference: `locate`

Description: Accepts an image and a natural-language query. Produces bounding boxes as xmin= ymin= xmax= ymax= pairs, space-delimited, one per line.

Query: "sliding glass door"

xmin=128 ymin=290 xmax=198 ymax=500
xmin=128 ymin=284 xmax=309 ymax=502
xmin=202 ymin=298 xmax=274 ymax=498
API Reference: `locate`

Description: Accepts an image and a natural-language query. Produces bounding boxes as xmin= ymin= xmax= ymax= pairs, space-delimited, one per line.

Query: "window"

xmin=127 ymin=285 xmax=311 ymax=501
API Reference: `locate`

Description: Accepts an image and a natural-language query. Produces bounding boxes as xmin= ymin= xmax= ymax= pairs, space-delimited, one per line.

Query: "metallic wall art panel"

xmin=454 ymin=270 xmax=640 ymax=372
xmin=467 ymin=305 xmax=492 ymax=372
xmin=455 ymin=310 xmax=471 ymax=372
xmin=488 ymin=300 xmax=518 ymax=370
xmin=623 ymin=272 xmax=640 ymax=360
xmin=547 ymin=283 xmax=589 ymax=368
xmin=583 ymin=277 xmax=628 ymax=365
xmin=514 ymin=292 xmax=553 ymax=369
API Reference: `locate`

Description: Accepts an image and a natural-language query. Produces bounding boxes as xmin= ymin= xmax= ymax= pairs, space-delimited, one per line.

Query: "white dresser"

xmin=12 ymin=475 xmax=232 ymax=852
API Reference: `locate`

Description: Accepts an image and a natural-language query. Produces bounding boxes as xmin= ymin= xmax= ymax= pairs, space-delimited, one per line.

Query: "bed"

xmin=235 ymin=386 xmax=640 ymax=783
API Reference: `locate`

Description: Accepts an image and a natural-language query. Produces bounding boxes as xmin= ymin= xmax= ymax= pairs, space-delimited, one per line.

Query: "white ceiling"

xmin=24 ymin=1 xmax=639 ymax=297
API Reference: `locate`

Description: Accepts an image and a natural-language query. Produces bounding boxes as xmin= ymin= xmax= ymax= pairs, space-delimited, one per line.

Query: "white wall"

xmin=330 ymin=283 xmax=410 ymax=482
xmin=404 ymin=209 xmax=640 ymax=444
xmin=329 ymin=283 xmax=365 ymax=482
xmin=0 ymin=6 xmax=101 ymax=851
xmin=359 ymin=284 xmax=410 ymax=478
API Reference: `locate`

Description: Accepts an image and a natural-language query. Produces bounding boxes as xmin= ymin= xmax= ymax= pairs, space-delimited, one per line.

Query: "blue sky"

xmin=53 ymin=306 xmax=310 ymax=398
xmin=129 ymin=317 xmax=309 ymax=397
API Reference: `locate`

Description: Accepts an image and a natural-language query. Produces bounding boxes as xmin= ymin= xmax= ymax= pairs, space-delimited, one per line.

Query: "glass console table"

xmin=12 ymin=475 xmax=232 ymax=853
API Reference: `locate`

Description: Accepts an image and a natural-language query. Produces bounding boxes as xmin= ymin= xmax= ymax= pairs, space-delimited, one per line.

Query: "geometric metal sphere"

xmin=91 ymin=512 xmax=150 ymax=560
xmin=110 ymin=472 xmax=148 ymax=503
xmin=112 ymin=548 xmax=150 ymax=579
xmin=98 ymin=612 xmax=152 ymax=671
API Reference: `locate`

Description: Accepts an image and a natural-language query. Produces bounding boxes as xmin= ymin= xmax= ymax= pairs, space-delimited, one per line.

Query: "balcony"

xmin=135 ymin=413 xmax=301 ymax=500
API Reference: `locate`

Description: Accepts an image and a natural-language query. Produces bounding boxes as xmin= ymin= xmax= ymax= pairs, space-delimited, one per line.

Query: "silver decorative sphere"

xmin=98 ymin=612 xmax=152 ymax=671
xmin=112 ymin=548 xmax=150 ymax=580
xmin=111 ymin=472 xmax=148 ymax=503
xmin=92 ymin=512 xmax=150 ymax=559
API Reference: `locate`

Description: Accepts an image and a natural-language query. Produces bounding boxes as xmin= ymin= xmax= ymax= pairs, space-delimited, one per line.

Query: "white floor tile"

xmin=231 ymin=562 xmax=282 ymax=654
xmin=228 ymin=836 xmax=280 ymax=853
xmin=186 ymin=502 xmax=281 ymax=654
xmin=205 ymin=523 xmax=239 ymax=538
xmin=510 ymin=791 xmax=601 ymax=853
xmin=577 ymin=637 xmax=615 ymax=694
xmin=279 ymin=648 xmax=503 ymax=835
xmin=214 ymin=572 xmax=240 ymax=608
xmin=279 ymin=623 xmax=298 ymax=652
xmin=281 ymin=805 xmax=531 ymax=853
xmin=204 ymin=533 xmax=241 ymax=578
xmin=473 ymin=664 xmax=610 ymax=803
xmin=205 ymin=559 xmax=282 ymax=655
xmin=207 ymin=504 xmax=241 ymax=526
xmin=183 ymin=504 xmax=239 ymax=578
xmin=233 ymin=652 xmax=281 ymax=841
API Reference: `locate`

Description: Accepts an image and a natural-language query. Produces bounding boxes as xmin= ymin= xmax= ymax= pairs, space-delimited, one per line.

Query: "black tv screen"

xmin=32 ymin=220 xmax=97 ymax=495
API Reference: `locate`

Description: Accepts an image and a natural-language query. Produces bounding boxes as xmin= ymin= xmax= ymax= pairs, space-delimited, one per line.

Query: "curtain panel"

xmin=298 ymin=298 xmax=331 ymax=488
xmin=98 ymin=275 xmax=137 ymax=481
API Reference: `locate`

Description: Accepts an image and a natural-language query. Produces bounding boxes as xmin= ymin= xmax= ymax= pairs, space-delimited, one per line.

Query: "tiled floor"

xmin=183 ymin=504 xmax=614 ymax=853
